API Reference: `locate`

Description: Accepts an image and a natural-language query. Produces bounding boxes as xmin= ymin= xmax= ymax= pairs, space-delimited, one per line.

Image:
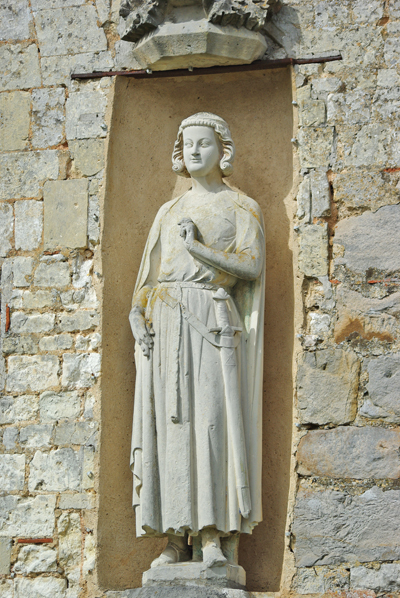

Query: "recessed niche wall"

xmin=100 ymin=68 xmax=294 ymax=592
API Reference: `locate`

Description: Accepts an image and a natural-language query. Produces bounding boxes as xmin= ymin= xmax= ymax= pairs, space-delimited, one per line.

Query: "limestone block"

xmin=0 ymin=454 xmax=25 ymax=491
xmin=58 ymin=512 xmax=81 ymax=582
xmin=72 ymin=258 xmax=93 ymax=288
xmin=82 ymin=445 xmax=95 ymax=489
xmin=15 ymin=577 xmax=67 ymax=598
xmin=39 ymin=334 xmax=73 ymax=352
xmin=19 ymin=290 xmax=57 ymax=309
xmin=0 ymin=203 xmax=13 ymax=257
xmin=384 ymin=37 xmax=400 ymax=68
xmin=0 ymin=150 xmax=59 ymax=200
xmin=351 ymin=0 xmax=383 ymax=23
xmin=44 ymin=180 xmax=88 ymax=249
xmin=360 ymin=354 xmax=400 ymax=422
xmin=0 ymin=395 xmax=38 ymax=424
xmin=83 ymin=393 xmax=95 ymax=419
xmin=19 ymin=424 xmax=53 ymax=448
xmin=31 ymin=0 xmax=85 ymax=7
xmin=28 ymin=448 xmax=82 ymax=491
xmin=297 ymin=349 xmax=359 ymax=425
xmin=34 ymin=6 xmax=107 ymax=57
xmin=76 ymin=333 xmax=101 ymax=351
xmin=88 ymin=194 xmax=100 ymax=245
xmin=2 ymin=335 xmax=39 ymax=356
xmin=61 ymin=287 xmax=99 ymax=310
xmin=59 ymin=311 xmax=99 ymax=333
xmin=69 ymin=139 xmax=105 ymax=176
xmin=293 ymin=485 xmax=400 ymax=566
xmin=34 ymin=262 xmax=70 ymax=288
xmin=311 ymin=77 xmax=341 ymax=99
xmin=3 ymin=428 xmax=18 ymax=449
xmin=0 ymin=91 xmax=30 ymax=151
xmin=13 ymin=257 xmax=33 ymax=288
xmin=66 ymin=91 xmax=108 ymax=140
xmin=59 ymin=493 xmax=94 ymax=510
xmin=0 ymin=580 xmax=13 ymax=598
xmin=0 ymin=44 xmax=40 ymax=91
xmin=15 ymin=201 xmax=43 ymax=250
xmin=372 ymin=87 xmax=400 ymax=120
xmin=334 ymin=168 xmax=400 ymax=211
xmin=299 ymin=100 xmax=326 ymax=127
xmin=40 ymin=390 xmax=80 ymax=422
xmin=83 ymin=533 xmax=96 ymax=575
xmin=0 ymin=494 xmax=56 ymax=536
xmin=351 ymin=563 xmax=400 ymax=592
xmin=297 ymin=426 xmax=400 ymax=479
xmin=11 ymin=312 xmax=55 ymax=334
xmin=0 ymin=538 xmax=12 ymax=575
xmin=296 ymin=175 xmax=311 ymax=222
xmin=0 ymin=1 xmax=32 ymax=41
xmin=32 ymin=88 xmax=65 ymax=149
xmin=108 ymin=587 xmax=254 ymax=598
xmin=343 ymin=124 xmax=389 ymax=167
xmin=334 ymin=205 xmax=400 ymax=274
xmin=327 ymin=91 xmax=371 ymax=125
xmin=142 ymin=562 xmax=245 ymax=588
xmin=6 ymin=355 xmax=59 ymax=392
xmin=298 ymin=127 xmax=334 ymax=168
xmin=14 ymin=544 xmax=57 ymax=574
xmin=62 ymin=353 xmax=101 ymax=389
xmin=54 ymin=421 xmax=97 ymax=445
xmin=295 ymin=566 xmax=349 ymax=594
xmin=308 ymin=312 xmax=330 ymax=336
xmin=377 ymin=69 xmax=400 ymax=87
xmin=298 ymin=223 xmax=328 ymax=277
xmin=310 ymin=170 xmax=330 ymax=218
xmin=41 ymin=51 xmax=114 ymax=86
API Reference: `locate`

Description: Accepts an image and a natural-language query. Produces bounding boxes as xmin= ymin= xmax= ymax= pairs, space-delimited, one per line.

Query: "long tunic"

xmin=131 ymin=190 xmax=265 ymax=538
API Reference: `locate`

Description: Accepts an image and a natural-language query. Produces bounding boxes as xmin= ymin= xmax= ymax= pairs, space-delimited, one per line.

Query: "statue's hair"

xmin=172 ymin=112 xmax=235 ymax=178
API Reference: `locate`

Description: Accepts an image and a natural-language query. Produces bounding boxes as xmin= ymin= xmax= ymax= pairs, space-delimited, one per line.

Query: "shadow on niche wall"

xmin=100 ymin=68 xmax=294 ymax=592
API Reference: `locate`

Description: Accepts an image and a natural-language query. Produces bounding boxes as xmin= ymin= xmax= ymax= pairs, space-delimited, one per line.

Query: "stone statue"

xmin=129 ymin=113 xmax=265 ymax=575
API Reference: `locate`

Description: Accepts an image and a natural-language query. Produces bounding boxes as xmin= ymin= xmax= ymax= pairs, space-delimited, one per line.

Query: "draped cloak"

xmin=130 ymin=189 xmax=265 ymax=538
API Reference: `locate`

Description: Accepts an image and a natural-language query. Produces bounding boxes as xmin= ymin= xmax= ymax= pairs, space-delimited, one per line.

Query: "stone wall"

xmin=0 ymin=1 xmax=399 ymax=597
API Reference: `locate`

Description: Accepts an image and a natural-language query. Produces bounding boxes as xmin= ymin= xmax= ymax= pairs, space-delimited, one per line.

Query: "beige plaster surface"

xmin=100 ymin=68 xmax=294 ymax=592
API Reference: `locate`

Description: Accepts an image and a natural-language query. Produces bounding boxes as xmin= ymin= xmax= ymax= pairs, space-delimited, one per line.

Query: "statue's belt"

xmin=154 ymin=286 xmax=242 ymax=349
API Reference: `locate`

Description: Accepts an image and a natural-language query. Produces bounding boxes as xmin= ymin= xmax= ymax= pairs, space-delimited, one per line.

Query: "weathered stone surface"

xmin=44 ymin=179 xmax=88 ymax=249
xmin=54 ymin=421 xmax=97 ymax=445
xmin=88 ymin=193 xmax=100 ymax=244
xmin=0 ymin=150 xmax=59 ymax=200
xmin=295 ymin=566 xmax=349 ymax=594
xmin=40 ymin=390 xmax=80 ymax=422
xmin=377 ymin=69 xmax=400 ymax=87
xmin=341 ymin=124 xmax=391 ymax=167
xmin=334 ymin=168 xmax=400 ymax=212
xmin=0 ymin=454 xmax=25 ymax=491
xmin=0 ymin=90 xmax=30 ymax=151
xmin=0 ymin=394 xmax=38 ymax=424
xmin=18 ymin=290 xmax=57 ymax=309
xmin=293 ymin=486 xmax=400 ymax=566
xmin=0 ymin=0 xmax=32 ymax=41
xmin=19 ymin=424 xmax=53 ymax=448
xmin=351 ymin=563 xmax=400 ymax=592
xmin=59 ymin=492 xmax=94 ymax=510
xmin=34 ymin=261 xmax=70 ymax=288
xmin=297 ymin=426 xmax=400 ymax=479
xmin=83 ymin=533 xmax=96 ymax=575
xmin=6 ymin=355 xmax=59 ymax=392
xmin=62 ymin=353 xmax=101 ymax=389
xmin=76 ymin=333 xmax=101 ymax=351
xmin=0 ymin=580 xmax=13 ymax=598
xmin=13 ymin=256 xmax=33 ymax=288
xmin=11 ymin=311 xmax=55 ymax=334
xmin=60 ymin=311 xmax=99 ymax=333
xmin=66 ymin=91 xmax=108 ymax=140
xmin=299 ymin=99 xmax=326 ymax=127
xmin=3 ymin=428 xmax=18 ymax=450
xmin=309 ymin=312 xmax=330 ymax=336
xmin=41 ymin=51 xmax=114 ymax=86
xmin=31 ymin=0 xmax=85 ymax=8
xmin=58 ymin=512 xmax=81 ymax=583
xmin=15 ymin=577 xmax=67 ymax=598
xmin=69 ymin=139 xmax=105 ymax=176
xmin=82 ymin=445 xmax=95 ymax=490
xmin=310 ymin=169 xmax=330 ymax=218
xmin=360 ymin=354 xmax=400 ymax=422
xmin=297 ymin=349 xmax=360 ymax=425
xmin=327 ymin=91 xmax=371 ymax=125
xmin=372 ymin=87 xmax=400 ymax=120
xmin=298 ymin=127 xmax=334 ymax=168
xmin=15 ymin=200 xmax=43 ymax=250
xmin=14 ymin=544 xmax=57 ymax=574
xmin=0 ymin=203 xmax=13 ymax=257
xmin=2 ymin=335 xmax=39 ymax=356
xmin=296 ymin=175 xmax=311 ymax=222
xmin=72 ymin=258 xmax=93 ymax=288
xmin=0 ymin=43 xmax=40 ymax=91
xmin=39 ymin=334 xmax=73 ymax=352
xmin=298 ymin=223 xmax=328 ymax=277
xmin=311 ymin=77 xmax=341 ymax=99
xmin=32 ymin=88 xmax=65 ymax=149
xmin=28 ymin=448 xmax=81 ymax=491
xmin=35 ymin=6 xmax=107 ymax=57
xmin=334 ymin=205 xmax=400 ymax=274
xmin=0 ymin=494 xmax=56 ymax=536
xmin=0 ymin=538 xmax=12 ymax=575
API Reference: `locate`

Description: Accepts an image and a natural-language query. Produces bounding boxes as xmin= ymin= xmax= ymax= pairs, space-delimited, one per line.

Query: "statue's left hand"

xmin=178 ymin=218 xmax=197 ymax=249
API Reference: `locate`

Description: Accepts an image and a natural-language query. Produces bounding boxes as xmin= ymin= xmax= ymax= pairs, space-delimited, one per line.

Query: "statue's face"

xmin=183 ymin=126 xmax=221 ymax=178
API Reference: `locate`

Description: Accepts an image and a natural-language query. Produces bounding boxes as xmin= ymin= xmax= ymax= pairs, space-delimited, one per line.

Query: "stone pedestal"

xmin=143 ymin=562 xmax=246 ymax=589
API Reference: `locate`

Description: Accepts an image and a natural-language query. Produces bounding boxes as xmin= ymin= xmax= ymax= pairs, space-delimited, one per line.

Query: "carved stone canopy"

xmin=119 ymin=0 xmax=278 ymax=70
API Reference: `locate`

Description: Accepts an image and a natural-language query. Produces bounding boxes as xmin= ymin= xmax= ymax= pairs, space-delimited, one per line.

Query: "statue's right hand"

xmin=129 ymin=307 xmax=154 ymax=358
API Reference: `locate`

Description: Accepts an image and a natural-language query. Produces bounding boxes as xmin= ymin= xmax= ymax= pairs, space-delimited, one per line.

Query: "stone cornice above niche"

xmin=118 ymin=0 xmax=281 ymax=70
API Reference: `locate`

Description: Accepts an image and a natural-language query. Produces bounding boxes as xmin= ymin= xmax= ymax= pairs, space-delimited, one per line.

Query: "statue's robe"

xmin=130 ymin=189 xmax=265 ymax=537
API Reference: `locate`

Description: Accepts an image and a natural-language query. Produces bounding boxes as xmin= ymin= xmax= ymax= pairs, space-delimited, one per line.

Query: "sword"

xmin=213 ymin=287 xmax=251 ymax=518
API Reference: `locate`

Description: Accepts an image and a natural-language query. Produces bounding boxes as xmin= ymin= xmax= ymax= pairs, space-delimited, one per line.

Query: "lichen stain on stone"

xmin=335 ymin=316 xmax=394 ymax=344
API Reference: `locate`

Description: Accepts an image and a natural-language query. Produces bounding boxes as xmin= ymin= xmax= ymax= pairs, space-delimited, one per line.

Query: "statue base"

xmin=143 ymin=562 xmax=246 ymax=589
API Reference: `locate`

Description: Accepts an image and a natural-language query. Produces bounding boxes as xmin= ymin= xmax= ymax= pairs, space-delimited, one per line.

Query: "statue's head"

xmin=172 ymin=112 xmax=235 ymax=178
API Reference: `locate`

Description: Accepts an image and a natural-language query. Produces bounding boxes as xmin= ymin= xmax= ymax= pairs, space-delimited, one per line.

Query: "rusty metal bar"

xmin=71 ymin=54 xmax=342 ymax=80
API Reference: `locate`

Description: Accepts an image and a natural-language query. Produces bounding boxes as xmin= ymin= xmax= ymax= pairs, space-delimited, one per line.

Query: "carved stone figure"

xmin=129 ymin=113 xmax=265 ymax=576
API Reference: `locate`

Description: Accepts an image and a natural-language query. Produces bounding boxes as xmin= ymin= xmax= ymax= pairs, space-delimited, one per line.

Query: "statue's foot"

xmin=150 ymin=542 xmax=191 ymax=568
xmin=202 ymin=541 xmax=228 ymax=568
